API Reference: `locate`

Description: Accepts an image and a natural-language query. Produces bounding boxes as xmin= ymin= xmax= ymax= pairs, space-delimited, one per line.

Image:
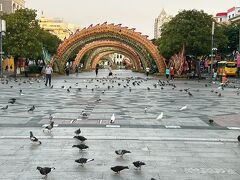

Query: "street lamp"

xmin=210 ymin=21 xmax=215 ymax=81
xmin=0 ymin=19 xmax=6 ymax=78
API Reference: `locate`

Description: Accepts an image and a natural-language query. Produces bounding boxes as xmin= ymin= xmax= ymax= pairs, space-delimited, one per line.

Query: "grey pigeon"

xmin=28 ymin=105 xmax=35 ymax=112
xmin=73 ymin=135 xmax=87 ymax=142
xmin=1 ymin=105 xmax=8 ymax=110
xmin=72 ymin=144 xmax=88 ymax=150
xmin=237 ymin=135 xmax=240 ymax=142
xmin=74 ymin=128 xmax=81 ymax=135
xmin=115 ymin=150 xmax=131 ymax=156
xmin=30 ymin=131 xmax=41 ymax=144
xmin=43 ymin=121 xmax=54 ymax=132
xmin=75 ymin=158 xmax=94 ymax=166
xmin=36 ymin=166 xmax=55 ymax=178
xmin=111 ymin=166 xmax=129 ymax=174
xmin=133 ymin=161 xmax=146 ymax=169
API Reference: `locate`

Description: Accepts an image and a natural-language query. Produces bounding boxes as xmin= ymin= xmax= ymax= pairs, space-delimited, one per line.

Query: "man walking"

xmin=45 ymin=64 xmax=53 ymax=86
xmin=146 ymin=67 xmax=150 ymax=77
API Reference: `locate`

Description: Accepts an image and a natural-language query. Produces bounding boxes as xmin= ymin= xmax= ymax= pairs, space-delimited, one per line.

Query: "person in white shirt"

xmin=45 ymin=64 xmax=53 ymax=86
xmin=146 ymin=67 xmax=150 ymax=76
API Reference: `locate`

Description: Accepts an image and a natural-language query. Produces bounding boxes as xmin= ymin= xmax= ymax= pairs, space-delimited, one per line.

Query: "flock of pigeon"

xmin=30 ymin=123 xmax=149 ymax=179
xmin=1 ymin=75 xmax=240 ymax=179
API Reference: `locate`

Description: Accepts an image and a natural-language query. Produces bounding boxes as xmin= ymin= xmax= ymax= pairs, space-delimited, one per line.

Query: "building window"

xmin=0 ymin=4 xmax=2 ymax=11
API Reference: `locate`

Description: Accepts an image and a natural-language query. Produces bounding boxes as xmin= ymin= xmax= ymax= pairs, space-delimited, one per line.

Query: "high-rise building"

xmin=154 ymin=9 xmax=171 ymax=39
xmin=0 ymin=0 xmax=25 ymax=15
xmin=38 ymin=16 xmax=80 ymax=41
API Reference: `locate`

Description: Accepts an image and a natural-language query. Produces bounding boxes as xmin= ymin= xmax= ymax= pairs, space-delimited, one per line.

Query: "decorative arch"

xmin=91 ymin=51 xmax=136 ymax=69
xmin=54 ymin=23 xmax=166 ymax=74
xmin=73 ymin=40 xmax=142 ymax=70
xmin=85 ymin=47 xmax=140 ymax=69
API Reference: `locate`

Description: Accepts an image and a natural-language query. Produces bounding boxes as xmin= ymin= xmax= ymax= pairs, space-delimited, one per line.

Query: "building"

xmin=38 ymin=16 xmax=80 ymax=41
xmin=215 ymin=6 xmax=240 ymax=23
xmin=154 ymin=9 xmax=172 ymax=39
xmin=0 ymin=0 xmax=25 ymax=15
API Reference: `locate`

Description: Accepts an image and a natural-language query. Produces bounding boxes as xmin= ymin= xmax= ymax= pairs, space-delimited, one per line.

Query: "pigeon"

xmin=43 ymin=121 xmax=54 ymax=132
xmin=110 ymin=114 xmax=115 ymax=124
xmin=30 ymin=131 xmax=41 ymax=144
xmin=115 ymin=150 xmax=131 ymax=156
xmin=237 ymin=135 xmax=240 ymax=142
xmin=133 ymin=161 xmax=146 ymax=169
xmin=1 ymin=105 xmax=8 ymax=110
xmin=82 ymin=111 xmax=88 ymax=117
xmin=179 ymin=105 xmax=187 ymax=111
xmin=75 ymin=158 xmax=94 ymax=166
xmin=74 ymin=128 xmax=81 ymax=135
xmin=111 ymin=166 xmax=129 ymax=174
xmin=67 ymin=88 xmax=70 ymax=93
xmin=188 ymin=92 xmax=193 ymax=96
xmin=151 ymin=178 xmax=156 ymax=180
xmin=156 ymin=112 xmax=163 ymax=120
xmin=73 ymin=135 xmax=87 ymax=142
xmin=36 ymin=167 xmax=55 ymax=178
xmin=147 ymin=87 xmax=150 ymax=91
xmin=49 ymin=114 xmax=53 ymax=122
xmin=28 ymin=105 xmax=35 ymax=112
xmin=209 ymin=119 xmax=214 ymax=124
xmin=72 ymin=144 xmax=89 ymax=151
xmin=8 ymin=98 xmax=16 ymax=104
xmin=218 ymin=93 xmax=221 ymax=97
xmin=144 ymin=107 xmax=148 ymax=113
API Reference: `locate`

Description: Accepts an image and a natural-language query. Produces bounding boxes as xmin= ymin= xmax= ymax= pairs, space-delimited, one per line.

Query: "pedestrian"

xmin=65 ymin=66 xmax=70 ymax=76
xmin=146 ymin=67 xmax=150 ymax=76
xmin=95 ymin=64 xmax=99 ymax=76
xmin=108 ymin=65 xmax=112 ymax=77
xmin=165 ymin=67 xmax=170 ymax=79
xmin=45 ymin=64 xmax=53 ymax=86
xmin=170 ymin=67 xmax=174 ymax=80
xmin=75 ymin=66 xmax=79 ymax=76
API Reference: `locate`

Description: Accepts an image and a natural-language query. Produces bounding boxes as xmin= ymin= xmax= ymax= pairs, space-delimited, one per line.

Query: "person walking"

xmin=146 ymin=67 xmax=150 ymax=77
xmin=108 ymin=65 xmax=112 ymax=77
xmin=45 ymin=64 xmax=53 ymax=86
xmin=165 ymin=67 xmax=170 ymax=79
xmin=95 ymin=64 xmax=99 ymax=76
xmin=170 ymin=67 xmax=174 ymax=80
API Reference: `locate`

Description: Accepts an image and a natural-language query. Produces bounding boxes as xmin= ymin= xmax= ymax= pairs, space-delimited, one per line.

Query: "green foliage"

xmin=221 ymin=22 xmax=240 ymax=53
xmin=2 ymin=9 xmax=42 ymax=59
xmin=1 ymin=8 xmax=61 ymax=60
xmin=38 ymin=29 xmax=61 ymax=56
xmin=28 ymin=64 xmax=41 ymax=73
xmin=157 ymin=10 xmax=227 ymax=58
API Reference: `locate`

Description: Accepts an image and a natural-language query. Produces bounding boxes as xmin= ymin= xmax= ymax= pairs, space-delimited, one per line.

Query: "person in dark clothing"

xmin=95 ymin=64 xmax=99 ymax=76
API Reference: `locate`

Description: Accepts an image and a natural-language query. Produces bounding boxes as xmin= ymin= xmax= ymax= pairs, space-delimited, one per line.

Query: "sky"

xmin=25 ymin=0 xmax=239 ymax=39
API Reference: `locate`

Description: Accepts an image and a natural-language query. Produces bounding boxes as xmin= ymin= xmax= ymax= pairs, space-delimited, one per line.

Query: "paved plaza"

xmin=0 ymin=69 xmax=240 ymax=180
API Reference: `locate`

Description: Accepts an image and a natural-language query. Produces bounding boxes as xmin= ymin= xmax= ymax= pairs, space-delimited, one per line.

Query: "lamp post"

xmin=0 ymin=19 xmax=6 ymax=78
xmin=210 ymin=21 xmax=215 ymax=81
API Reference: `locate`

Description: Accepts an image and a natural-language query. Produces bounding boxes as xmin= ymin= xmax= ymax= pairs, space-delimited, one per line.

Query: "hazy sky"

xmin=26 ymin=0 xmax=239 ymax=38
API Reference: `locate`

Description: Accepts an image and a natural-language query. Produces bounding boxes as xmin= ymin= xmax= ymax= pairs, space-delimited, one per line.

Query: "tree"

xmin=222 ymin=22 xmax=240 ymax=54
xmin=157 ymin=10 xmax=228 ymax=59
xmin=2 ymin=9 xmax=42 ymax=61
xmin=38 ymin=29 xmax=61 ymax=56
xmin=1 ymin=8 xmax=61 ymax=75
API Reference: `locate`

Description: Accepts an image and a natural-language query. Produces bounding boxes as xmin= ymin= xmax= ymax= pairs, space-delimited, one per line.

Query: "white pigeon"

xmin=179 ymin=105 xmax=187 ymax=111
xmin=156 ymin=112 xmax=163 ymax=120
xmin=144 ymin=107 xmax=148 ymax=113
xmin=110 ymin=114 xmax=115 ymax=123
